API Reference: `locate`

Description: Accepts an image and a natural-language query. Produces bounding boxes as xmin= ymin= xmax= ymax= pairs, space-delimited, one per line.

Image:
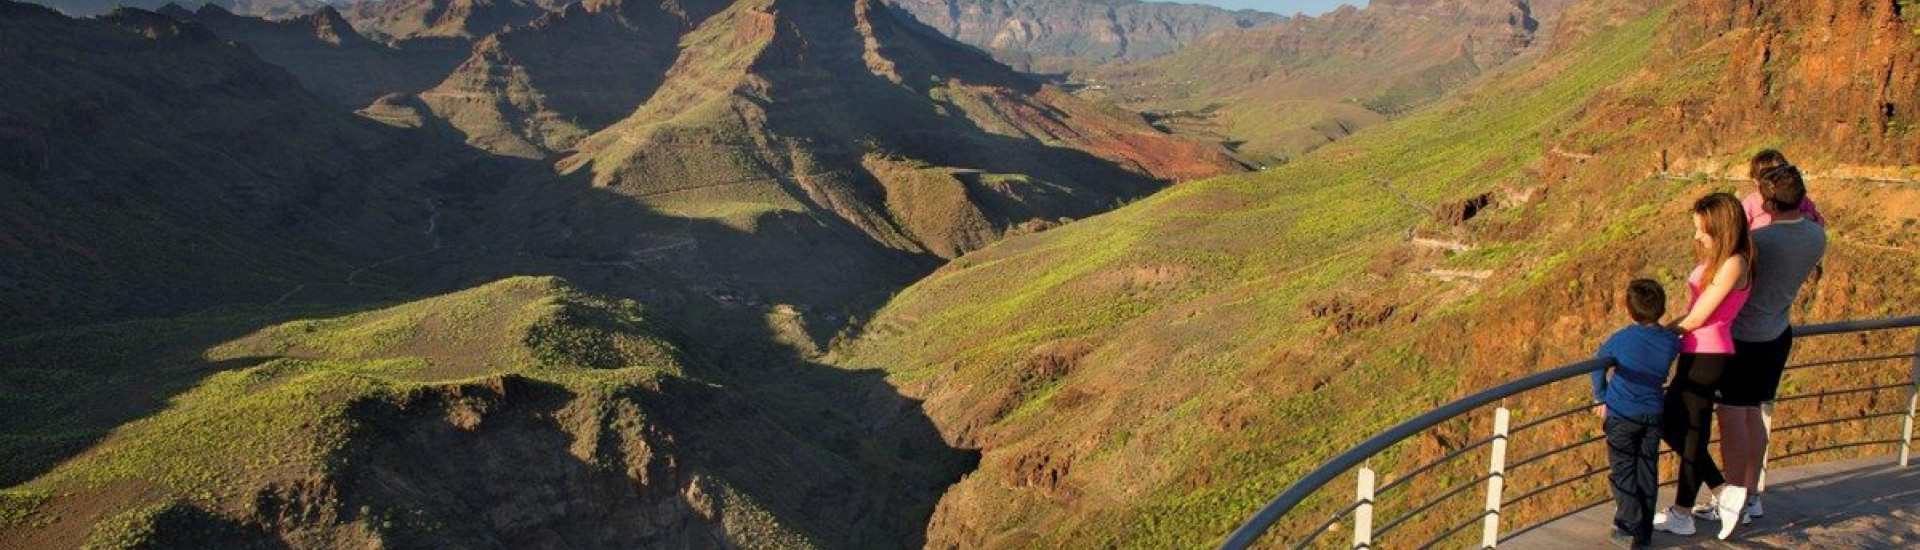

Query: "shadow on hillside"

xmin=139 ymin=500 xmax=295 ymax=550
xmin=288 ymin=368 xmax=977 ymax=549
xmin=384 ymin=167 xmax=979 ymax=547
xmin=0 ymin=309 xmax=363 ymax=487
xmin=2 ymin=159 xmax=978 ymax=549
xmin=648 ymin=302 xmax=981 ymax=548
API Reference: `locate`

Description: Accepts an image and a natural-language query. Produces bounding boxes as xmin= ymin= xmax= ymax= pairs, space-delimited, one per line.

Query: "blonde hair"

xmin=1692 ymin=192 xmax=1751 ymax=285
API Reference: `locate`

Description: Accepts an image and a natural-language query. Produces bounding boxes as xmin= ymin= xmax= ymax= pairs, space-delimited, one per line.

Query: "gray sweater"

xmin=1732 ymin=218 xmax=1828 ymax=341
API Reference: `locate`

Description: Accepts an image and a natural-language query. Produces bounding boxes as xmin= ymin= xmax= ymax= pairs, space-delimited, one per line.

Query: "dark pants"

xmin=1663 ymin=353 xmax=1727 ymax=507
xmin=1608 ymin=413 xmax=1663 ymax=544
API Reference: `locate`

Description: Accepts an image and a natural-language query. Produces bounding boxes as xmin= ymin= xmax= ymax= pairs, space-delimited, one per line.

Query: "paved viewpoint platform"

xmin=1504 ymin=455 xmax=1920 ymax=549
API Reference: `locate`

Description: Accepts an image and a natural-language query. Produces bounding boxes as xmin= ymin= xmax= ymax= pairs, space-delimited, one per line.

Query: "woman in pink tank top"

xmin=1679 ymin=262 xmax=1752 ymax=354
xmin=1655 ymin=193 xmax=1753 ymax=539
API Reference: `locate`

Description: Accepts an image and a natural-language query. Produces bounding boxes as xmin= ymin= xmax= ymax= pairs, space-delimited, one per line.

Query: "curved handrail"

xmin=1219 ymin=315 xmax=1920 ymax=549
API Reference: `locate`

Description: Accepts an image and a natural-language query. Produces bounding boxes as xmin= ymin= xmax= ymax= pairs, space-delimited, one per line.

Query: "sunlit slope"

xmin=839 ymin=1 xmax=1919 ymax=546
xmin=0 ymin=277 xmax=938 ymax=549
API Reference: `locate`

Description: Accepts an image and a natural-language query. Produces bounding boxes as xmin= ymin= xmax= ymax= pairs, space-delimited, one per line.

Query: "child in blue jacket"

xmin=1593 ymin=279 xmax=1683 ymax=547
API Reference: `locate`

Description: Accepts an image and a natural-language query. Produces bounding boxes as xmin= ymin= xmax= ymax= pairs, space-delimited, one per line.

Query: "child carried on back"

xmin=1593 ymin=279 xmax=1683 ymax=548
xmin=1742 ymin=150 xmax=1824 ymax=229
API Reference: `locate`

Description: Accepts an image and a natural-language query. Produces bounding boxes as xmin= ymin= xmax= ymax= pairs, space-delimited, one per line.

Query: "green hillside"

xmin=0 ymin=277 xmax=942 ymax=549
xmin=836 ymin=0 xmax=1920 ymax=546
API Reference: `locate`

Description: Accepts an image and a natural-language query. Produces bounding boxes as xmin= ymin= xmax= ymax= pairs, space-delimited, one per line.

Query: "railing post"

xmin=1354 ymin=467 xmax=1376 ymax=549
xmin=1481 ymin=407 xmax=1511 ymax=549
xmin=1902 ymin=334 xmax=1919 ymax=467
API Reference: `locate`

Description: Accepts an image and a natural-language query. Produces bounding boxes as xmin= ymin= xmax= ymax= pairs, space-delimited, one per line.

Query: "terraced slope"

xmin=836 ymin=0 xmax=1920 ymax=546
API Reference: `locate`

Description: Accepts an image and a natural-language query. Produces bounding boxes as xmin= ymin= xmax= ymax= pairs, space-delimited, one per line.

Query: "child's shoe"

xmin=1654 ymin=505 xmax=1696 ymax=535
xmin=1690 ymin=494 xmax=1720 ymax=521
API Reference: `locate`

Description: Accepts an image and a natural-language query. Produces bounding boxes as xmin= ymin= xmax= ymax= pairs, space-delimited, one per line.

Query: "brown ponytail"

xmin=1692 ymin=193 xmax=1751 ymax=286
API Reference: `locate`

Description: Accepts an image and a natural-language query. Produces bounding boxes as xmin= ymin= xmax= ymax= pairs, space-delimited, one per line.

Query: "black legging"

xmin=1662 ymin=353 xmax=1728 ymax=507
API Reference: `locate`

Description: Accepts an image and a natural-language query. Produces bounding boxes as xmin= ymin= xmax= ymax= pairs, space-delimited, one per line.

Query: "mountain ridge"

xmin=156 ymin=2 xmax=468 ymax=106
xmin=17 ymin=0 xmax=323 ymax=19
xmin=884 ymin=0 xmax=1284 ymax=73
xmin=0 ymin=0 xmax=469 ymax=333
xmin=1075 ymin=0 xmax=1577 ymax=165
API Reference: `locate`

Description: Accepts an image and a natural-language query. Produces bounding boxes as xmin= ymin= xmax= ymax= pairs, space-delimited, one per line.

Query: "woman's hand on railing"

xmin=1593 ymin=404 xmax=1607 ymax=418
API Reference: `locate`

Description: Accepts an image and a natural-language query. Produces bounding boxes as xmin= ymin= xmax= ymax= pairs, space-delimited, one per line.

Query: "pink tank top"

xmin=1682 ymin=262 xmax=1751 ymax=354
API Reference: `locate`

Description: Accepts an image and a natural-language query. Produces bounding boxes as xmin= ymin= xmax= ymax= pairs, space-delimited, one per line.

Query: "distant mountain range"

xmin=1080 ymin=0 xmax=1578 ymax=164
xmin=883 ymin=0 xmax=1284 ymax=73
xmin=21 ymin=0 xmax=322 ymax=18
xmin=22 ymin=0 xmax=1287 ymax=72
xmin=11 ymin=0 xmax=1565 ymax=167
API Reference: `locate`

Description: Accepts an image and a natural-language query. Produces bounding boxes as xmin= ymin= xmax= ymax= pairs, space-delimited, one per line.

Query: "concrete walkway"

xmin=1504 ymin=455 xmax=1920 ymax=549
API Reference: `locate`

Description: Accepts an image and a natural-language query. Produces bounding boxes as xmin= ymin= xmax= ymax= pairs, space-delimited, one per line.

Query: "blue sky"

xmin=1180 ymin=1 xmax=1361 ymax=15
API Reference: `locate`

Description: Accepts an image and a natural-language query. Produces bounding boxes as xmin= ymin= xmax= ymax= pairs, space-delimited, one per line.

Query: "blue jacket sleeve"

xmin=1591 ymin=337 xmax=1614 ymax=403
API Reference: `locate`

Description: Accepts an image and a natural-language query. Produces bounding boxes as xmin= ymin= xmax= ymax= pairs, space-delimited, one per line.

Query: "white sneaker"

xmin=1691 ymin=495 xmax=1720 ymax=521
xmin=1654 ymin=506 xmax=1697 ymax=536
xmin=1716 ymin=485 xmax=1749 ymax=540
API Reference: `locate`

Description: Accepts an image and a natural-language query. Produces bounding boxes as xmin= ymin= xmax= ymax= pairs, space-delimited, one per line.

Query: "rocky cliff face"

xmin=885 ymin=0 xmax=1282 ymax=73
xmin=1662 ymin=0 xmax=1920 ymax=165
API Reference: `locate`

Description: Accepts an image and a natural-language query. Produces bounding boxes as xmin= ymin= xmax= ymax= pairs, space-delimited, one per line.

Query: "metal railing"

xmin=1219 ymin=315 xmax=1920 ymax=549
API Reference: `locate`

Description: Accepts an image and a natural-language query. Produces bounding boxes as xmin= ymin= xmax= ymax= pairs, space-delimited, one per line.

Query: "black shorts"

xmin=1721 ymin=327 xmax=1794 ymax=406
